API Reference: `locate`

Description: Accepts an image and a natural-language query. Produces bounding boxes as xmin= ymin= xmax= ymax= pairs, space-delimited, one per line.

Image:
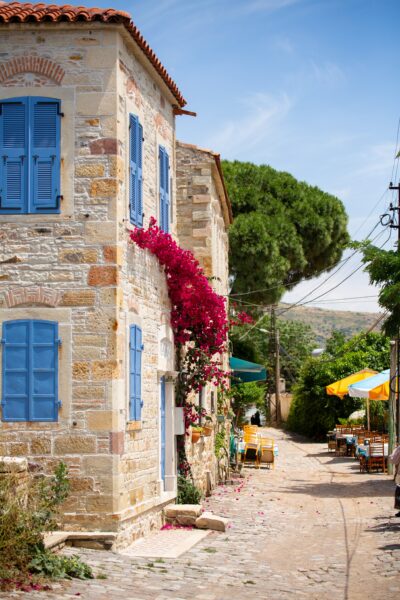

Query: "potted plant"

xmin=191 ymin=426 xmax=203 ymax=443
xmin=202 ymin=415 xmax=213 ymax=437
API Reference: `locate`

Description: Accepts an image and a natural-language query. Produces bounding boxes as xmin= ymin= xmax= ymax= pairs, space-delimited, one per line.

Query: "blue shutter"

xmin=137 ymin=122 xmax=143 ymax=226
xmin=129 ymin=325 xmax=143 ymax=421
xmin=160 ymin=376 xmax=166 ymax=482
xmin=129 ymin=114 xmax=138 ymax=225
xmin=0 ymin=99 xmax=27 ymax=213
xmin=1 ymin=319 xmax=59 ymax=422
xmin=159 ymin=146 xmax=170 ymax=233
xmin=2 ymin=320 xmax=30 ymax=421
xmin=30 ymin=98 xmax=60 ymax=212
xmin=129 ymin=115 xmax=143 ymax=226
xmin=30 ymin=320 xmax=58 ymax=421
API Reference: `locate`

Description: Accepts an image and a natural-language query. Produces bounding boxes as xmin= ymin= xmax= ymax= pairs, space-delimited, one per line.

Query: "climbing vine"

xmin=130 ymin=218 xmax=229 ymax=477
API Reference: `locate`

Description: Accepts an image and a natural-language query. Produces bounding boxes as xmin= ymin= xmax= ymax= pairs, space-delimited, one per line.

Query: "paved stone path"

xmin=3 ymin=428 xmax=400 ymax=599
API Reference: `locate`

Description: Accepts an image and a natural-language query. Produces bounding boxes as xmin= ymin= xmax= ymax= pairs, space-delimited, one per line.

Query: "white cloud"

xmin=353 ymin=143 xmax=395 ymax=177
xmin=208 ymin=92 xmax=293 ymax=158
xmin=310 ymin=60 xmax=346 ymax=88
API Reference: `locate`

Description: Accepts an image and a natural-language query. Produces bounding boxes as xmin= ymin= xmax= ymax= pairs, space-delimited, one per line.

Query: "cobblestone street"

xmin=3 ymin=428 xmax=400 ymax=600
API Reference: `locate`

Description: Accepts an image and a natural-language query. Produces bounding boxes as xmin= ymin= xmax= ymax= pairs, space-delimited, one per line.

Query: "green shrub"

xmin=29 ymin=551 xmax=93 ymax=580
xmin=0 ymin=462 xmax=92 ymax=591
xmin=176 ymin=475 xmax=202 ymax=504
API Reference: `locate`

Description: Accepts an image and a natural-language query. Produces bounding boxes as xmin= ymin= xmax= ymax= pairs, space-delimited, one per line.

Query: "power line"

xmin=277 ymin=226 xmax=393 ymax=317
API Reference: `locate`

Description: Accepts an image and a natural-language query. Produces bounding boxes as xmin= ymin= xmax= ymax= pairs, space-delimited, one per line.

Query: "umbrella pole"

xmin=367 ymin=398 xmax=370 ymax=431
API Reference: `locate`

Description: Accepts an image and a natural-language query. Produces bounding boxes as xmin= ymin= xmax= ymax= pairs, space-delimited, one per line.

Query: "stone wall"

xmin=0 ymin=21 xmax=178 ymax=543
xmin=176 ymin=141 xmax=232 ymax=492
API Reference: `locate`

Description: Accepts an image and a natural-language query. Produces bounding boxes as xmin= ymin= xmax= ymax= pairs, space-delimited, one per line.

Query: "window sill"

xmin=127 ymin=421 xmax=142 ymax=432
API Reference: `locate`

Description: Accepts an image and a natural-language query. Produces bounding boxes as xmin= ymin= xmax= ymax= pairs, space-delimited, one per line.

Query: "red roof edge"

xmin=0 ymin=2 xmax=187 ymax=107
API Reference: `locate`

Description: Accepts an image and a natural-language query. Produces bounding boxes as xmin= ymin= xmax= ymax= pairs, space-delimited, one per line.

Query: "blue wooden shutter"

xmin=30 ymin=320 xmax=59 ymax=421
xmin=0 ymin=99 xmax=27 ymax=213
xmin=137 ymin=122 xmax=143 ymax=226
xmin=129 ymin=114 xmax=138 ymax=225
xmin=30 ymin=98 xmax=61 ymax=212
xmin=129 ymin=325 xmax=143 ymax=420
xmin=159 ymin=146 xmax=170 ymax=233
xmin=1 ymin=319 xmax=59 ymax=422
xmin=2 ymin=320 xmax=30 ymax=421
xmin=160 ymin=376 xmax=166 ymax=482
xmin=129 ymin=115 xmax=143 ymax=226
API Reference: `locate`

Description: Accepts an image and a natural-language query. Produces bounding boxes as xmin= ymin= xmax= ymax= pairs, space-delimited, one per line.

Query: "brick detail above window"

xmin=4 ymin=286 xmax=62 ymax=308
xmin=0 ymin=56 xmax=65 ymax=86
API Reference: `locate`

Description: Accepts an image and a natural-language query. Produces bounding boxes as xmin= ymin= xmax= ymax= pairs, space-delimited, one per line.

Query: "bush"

xmin=0 ymin=462 xmax=92 ymax=591
xmin=287 ymin=332 xmax=390 ymax=439
xmin=176 ymin=475 xmax=202 ymax=504
xmin=29 ymin=551 xmax=93 ymax=580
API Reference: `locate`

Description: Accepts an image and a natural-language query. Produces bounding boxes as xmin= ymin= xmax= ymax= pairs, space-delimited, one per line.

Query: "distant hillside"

xmin=278 ymin=304 xmax=382 ymax=347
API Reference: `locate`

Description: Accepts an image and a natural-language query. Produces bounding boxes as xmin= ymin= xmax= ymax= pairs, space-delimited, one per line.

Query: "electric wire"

xmin=277 ymin=226 xmax=393 ymax=316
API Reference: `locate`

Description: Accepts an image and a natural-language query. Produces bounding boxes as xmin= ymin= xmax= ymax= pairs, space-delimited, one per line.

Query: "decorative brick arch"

xmin=0 ymin=56 xmax=65 ymax=85
xmin=4 ymin=287 xmax=62 ymax=308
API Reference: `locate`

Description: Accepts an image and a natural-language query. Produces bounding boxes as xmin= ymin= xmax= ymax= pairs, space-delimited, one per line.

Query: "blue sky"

xmin=92 ymin=0 xmax=398 ymax=312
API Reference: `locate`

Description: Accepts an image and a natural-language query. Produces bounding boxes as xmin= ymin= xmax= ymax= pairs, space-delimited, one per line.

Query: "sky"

xmin=85 ymin=0 xmax=398 ymax=312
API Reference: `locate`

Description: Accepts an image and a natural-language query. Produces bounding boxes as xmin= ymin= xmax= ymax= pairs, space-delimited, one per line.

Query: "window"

xmin=129 ymin=325 xmax=143 ymax=421
xmin=159 ymin=145 xmax=170 ymax=233
xmin=1 ymin=319 xmax=60 ymax=422
xmin=0 ymin=97 xmax=61 ymax=214
xmin=129 ymin=114 xmax=143 ymax=226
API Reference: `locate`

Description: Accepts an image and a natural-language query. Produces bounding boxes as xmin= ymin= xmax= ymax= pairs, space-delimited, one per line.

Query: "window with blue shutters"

xmin=0 ymin=96 xmax=61 ymax=214
xmin=159 ymin=146 xmax=170 ymax=233
xmin=129 ymin=114 xmax=143 ymax=227
xmin=1 ymin=319 xmax=60 ymax=422
xmin=129 ymin=325 xmax=143 ymax=421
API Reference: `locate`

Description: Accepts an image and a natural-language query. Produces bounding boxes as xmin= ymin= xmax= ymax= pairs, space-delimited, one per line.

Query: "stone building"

xmin=176 ymin=141 xmax=233 ymax=493
xmin=0 ymin=1 xmax=190 ymax=546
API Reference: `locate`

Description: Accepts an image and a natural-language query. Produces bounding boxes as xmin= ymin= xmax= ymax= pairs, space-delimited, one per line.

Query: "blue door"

xmin=160 ymin=376 xmax=166 ymax=485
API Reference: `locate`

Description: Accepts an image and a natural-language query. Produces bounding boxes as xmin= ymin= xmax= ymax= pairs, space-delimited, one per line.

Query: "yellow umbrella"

xmin=326 ymin=369 xmax=378 ymax=398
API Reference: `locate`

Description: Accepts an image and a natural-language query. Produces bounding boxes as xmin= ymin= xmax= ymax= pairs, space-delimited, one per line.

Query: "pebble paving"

xmin=2 ymin=428 xmax=399 ymax=600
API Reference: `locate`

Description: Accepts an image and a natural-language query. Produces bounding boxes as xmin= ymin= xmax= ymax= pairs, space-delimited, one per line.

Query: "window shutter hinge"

xmin=57 ymin=106 xmax=64 ymax=117
xmin=0 ymin=338 xmax=5 ymax=345
xmin=58 ymin=400 xmax=62 ymax=408
xmin=57 ymin=338 xmax=62 ymax=347
xmin=140 ymin=400 xmax=144 ymax=408
xmin=141 ymin=343 xmax=144 ymax=351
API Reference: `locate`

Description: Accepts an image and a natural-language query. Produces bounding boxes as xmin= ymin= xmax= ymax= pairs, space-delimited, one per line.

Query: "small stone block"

xmin=164 ymin=504 xmax=202 ymax=519
xmin=195 ymin=511 xmax=229 ymax=532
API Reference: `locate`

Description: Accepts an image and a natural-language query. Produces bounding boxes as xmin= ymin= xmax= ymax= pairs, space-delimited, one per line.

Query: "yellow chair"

xmin=243 ymin=425 xmax=258 ymax=435
xmin=259 ymin=436 xmax=275 ymax=469
xmin=242 ymin=433 xmax=260 ymax=467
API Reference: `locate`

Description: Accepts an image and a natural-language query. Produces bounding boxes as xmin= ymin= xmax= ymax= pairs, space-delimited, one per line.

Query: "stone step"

xmin=44 ymin=531 xmax=117 ymax=551
xmin=195 ymin=511 xmax=230 ymax=532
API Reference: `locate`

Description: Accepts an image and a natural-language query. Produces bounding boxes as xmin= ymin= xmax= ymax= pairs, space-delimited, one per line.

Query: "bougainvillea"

xmin=131 ymin=217 xmax=228 ymax=351
xmin=130 ymin=218 xmax=230 ymax=477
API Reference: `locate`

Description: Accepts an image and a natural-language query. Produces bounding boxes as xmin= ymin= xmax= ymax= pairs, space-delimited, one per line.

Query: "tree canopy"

xmin=287 ymin=331 xmax=390 ymax=439
xmin=222 ymin=160 xmax=350 ymax=304
xmin=360 ymin=244 xmax=400 ymax=337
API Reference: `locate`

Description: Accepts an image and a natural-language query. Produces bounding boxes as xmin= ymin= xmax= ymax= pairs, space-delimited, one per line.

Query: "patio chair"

xmin=242 ymin=433 xmax=260 ymax=468
xmin=259 ymin=437 xmax=275 ymax=469
xmin=368 ymin=442 xmax=386 ymax=473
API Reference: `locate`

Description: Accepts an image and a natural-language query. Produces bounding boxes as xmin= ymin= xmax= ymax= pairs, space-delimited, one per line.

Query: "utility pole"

xmin=389 ymin=181 xmax=400 ymax=443
xmin=270 ymin=306 xmax=281 ymax=424
xmin=388 ymin=340 xmax=397 ymax=475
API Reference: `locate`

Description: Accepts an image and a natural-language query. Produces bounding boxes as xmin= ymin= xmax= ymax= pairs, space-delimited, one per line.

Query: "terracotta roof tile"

xmin=0 ymin=2 xmax=186 ymax=107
